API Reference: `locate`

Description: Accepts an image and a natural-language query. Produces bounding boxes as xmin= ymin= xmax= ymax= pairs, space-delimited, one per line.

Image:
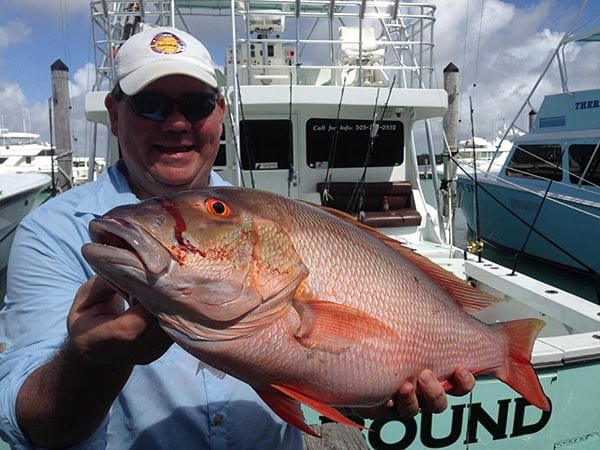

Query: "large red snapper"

xmin=81 ymin=187 xmax=550 ymax=435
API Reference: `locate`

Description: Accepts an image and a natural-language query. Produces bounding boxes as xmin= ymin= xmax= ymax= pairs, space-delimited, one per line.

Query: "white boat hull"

xmin=0 ymin=173 xmax=51 ymax=272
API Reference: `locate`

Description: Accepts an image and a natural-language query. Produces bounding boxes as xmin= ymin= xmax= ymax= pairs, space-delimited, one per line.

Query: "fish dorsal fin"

xmin=318 ymin=205 xmax=502 ymax=314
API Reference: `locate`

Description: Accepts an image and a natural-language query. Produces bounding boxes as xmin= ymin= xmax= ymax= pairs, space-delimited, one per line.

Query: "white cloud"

xmin=70 ymin=63 xmax=110 ymax=158
xmin=428 ymin=0 xmax=595 ymax=142
xmin=0 ymin=81 xmax=29 ymax=131
xmin=71 ymin=62 xmax=96 ymax=98
xmin=0 ymin=21 xmax=31 ymax=49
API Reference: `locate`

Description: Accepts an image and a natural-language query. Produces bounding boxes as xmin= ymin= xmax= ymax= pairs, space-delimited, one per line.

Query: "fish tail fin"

xmin=493 ymin=318 xmax=550 ymax=411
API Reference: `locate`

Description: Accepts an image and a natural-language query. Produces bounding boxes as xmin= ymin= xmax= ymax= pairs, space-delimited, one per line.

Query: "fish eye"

xmin=206 ymin=198 xmax=231 ymax=217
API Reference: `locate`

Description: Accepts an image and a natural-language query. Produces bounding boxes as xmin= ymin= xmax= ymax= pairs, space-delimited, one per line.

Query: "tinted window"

xmin=306 ymin=119 xmax=403 ymax=168
xmin=240 ymin=120 xmax=292 ymax=170
xmin=215 ymin=124 xmax=226 ymax=166
xmin=505 ymin=144 xmax=562 ymax=180
xmin=569 ymin=144 xmax=600 ymax=185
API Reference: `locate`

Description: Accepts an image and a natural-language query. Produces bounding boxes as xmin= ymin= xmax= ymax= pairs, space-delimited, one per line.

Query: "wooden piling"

xmin=51 ymin=59 xmax=73 ymax=192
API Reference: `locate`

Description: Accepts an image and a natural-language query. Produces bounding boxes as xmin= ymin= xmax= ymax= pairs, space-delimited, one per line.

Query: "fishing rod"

xmin=468 ymin=97 xmax=483 ymax=263
xmin=222 ymin=82 xmax=245 ymax=187
xmin=235 ymin=74 xmax=256 ymax=189
xmin=510 ymin=151 xmax=564 ymax=276
xmin=347 ymin=75 xmax=396 ymax=215
xmin=346 ymin=86 xmax=383 ymax=215
xmin=287 ymin=73 xmax=294 ymax=198
xmin=47 ymin=97 xmax=57 ymax=197
xmin=321 ymin=74 xmax=348 ymax=206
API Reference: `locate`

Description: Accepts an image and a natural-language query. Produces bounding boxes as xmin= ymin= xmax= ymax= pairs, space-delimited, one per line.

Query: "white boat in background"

xmin=82 ymin=2 xmax=600 ymax=449
xmin=455 ymin=127 xmax=521 ymax=174
xmin=436 ymin=125 xmax=524 ymax=179
xmin=0 ymin=130 xmax=106 ymax=187
xmin=0 ymin=172 xmax=51 ymax=273
xmin=0 ymin=131 xmax=52 ymax=169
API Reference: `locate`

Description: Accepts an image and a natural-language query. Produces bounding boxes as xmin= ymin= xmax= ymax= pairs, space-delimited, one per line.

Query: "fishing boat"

xmin=457 ymin=30 xmax=600 ymax=276
xmin=82 ymin=2 xmax=600 ymax=449
xmin=0 ymin=131 xmax=54 ymax=177
xmin=0 ymin=129 xmax=106 ymax=187
xmin=0 ymin=172 xmax=51 ymax=273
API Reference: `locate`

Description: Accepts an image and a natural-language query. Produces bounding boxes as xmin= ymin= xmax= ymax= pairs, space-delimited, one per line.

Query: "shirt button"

xmin=213 ymin=414 xmax=224 ymax=425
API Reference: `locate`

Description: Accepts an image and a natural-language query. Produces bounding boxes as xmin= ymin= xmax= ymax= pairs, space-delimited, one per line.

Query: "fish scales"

xmin=82 ymin=187 xmax=550 ymax=436
xmin=280 ymin=198 xmax=505 ymax=376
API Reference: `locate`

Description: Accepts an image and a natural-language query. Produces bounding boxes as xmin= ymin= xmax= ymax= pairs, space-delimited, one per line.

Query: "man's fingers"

xmin=394 ymin=381 xmax=420 ymax=419
xmin=416 ymin=369 xmax=447 ymax=414
xmin=72 ymin=276 xmax=118 ymax=310
xmin=447 ymin=365 xmax=475 ymax=396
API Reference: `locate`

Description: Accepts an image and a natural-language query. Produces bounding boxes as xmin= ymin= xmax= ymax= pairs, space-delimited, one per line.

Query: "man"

xmin=0 ymin=27 xmax=474 ymax=449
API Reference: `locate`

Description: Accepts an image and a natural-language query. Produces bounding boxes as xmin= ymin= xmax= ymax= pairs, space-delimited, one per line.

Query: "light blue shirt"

xmin=0 ymin=164 xmax=302 ymax=449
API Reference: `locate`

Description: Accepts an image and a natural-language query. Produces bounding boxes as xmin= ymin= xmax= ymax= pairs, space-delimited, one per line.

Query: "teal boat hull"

xmin=304 ymin=361 xmax=600 ymax=449
xmin=456 ymin=175 xmax=599 ymax=274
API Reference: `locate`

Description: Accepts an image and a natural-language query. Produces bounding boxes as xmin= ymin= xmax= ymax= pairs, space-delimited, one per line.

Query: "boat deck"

xmin=303 ymin=423 xmax=369 ymax=449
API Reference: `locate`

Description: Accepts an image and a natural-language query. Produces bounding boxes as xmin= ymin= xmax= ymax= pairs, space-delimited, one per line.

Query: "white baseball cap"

xmin=115 ymin=26 xmax=218 ymax=95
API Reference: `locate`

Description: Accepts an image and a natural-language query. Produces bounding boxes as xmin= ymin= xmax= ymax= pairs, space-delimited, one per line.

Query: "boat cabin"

xmin=503 ymin=89 xmax=600 ymax=188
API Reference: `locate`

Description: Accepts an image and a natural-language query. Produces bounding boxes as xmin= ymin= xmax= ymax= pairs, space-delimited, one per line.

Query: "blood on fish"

xmin=157 ymin=198 xmax=206 ymax=259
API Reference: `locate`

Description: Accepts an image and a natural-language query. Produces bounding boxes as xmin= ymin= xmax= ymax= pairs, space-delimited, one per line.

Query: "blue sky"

xmin=1 ymin=0 xmax=599 ymax=156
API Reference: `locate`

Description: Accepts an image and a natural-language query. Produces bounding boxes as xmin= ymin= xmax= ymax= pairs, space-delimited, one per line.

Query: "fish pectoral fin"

xmin=294 ymin=299 xmax=398 ymax=354
xmin=257 ymin=388 xmax=320 ymax=437
xmin=270 ymin=384 xmax=369 ymax=434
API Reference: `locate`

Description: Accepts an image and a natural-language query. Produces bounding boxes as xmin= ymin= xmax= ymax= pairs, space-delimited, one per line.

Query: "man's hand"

xmin=394 ymin=365 xmax=475 ymax=418
xmin=67 ymin=275 xmax=172 ymax=367
xmin=354 ymin=365 xmax=475 ymax=419
xmin=17 ymin=276 xmax=173 ymax=447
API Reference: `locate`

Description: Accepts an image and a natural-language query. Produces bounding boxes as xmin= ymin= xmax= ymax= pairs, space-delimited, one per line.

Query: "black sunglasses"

xmin=125 ymin=92 xmax=219 ymax=122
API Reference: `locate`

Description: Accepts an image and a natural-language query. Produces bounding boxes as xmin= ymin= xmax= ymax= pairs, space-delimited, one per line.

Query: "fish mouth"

xmin=83 ymin=218 xmax=173 ymax=279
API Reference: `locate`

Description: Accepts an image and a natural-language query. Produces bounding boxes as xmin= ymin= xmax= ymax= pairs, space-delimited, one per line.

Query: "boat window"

xmin=215 ymin=124 xmax=226 ymax=167
xmin=505 ymin=144 xmax=562 ymax=180
xmin=306 ymin=119 xmax=404 ymax=168
xmin=568 ymin=144 xmax=600 ymax=185
xmin=240 ymin=120 xmax=292 ymax=170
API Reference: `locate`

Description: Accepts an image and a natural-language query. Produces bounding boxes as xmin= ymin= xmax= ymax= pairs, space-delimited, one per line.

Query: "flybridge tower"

xmin=86 ymin=1 xmax=439 ymax=167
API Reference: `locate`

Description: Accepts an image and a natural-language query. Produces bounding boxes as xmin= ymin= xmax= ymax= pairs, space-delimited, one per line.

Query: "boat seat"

xmin=359 ymin=209 xmax=422 ymax=227
xmin=339 ymin=26 xmax=385 ymax=65
xmin=338 ymin=26 xmax=388 ymax=86
xmin=317 ymin=181 xmax=422 ymax=227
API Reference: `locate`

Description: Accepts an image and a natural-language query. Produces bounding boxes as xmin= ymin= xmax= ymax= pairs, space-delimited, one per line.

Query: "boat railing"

xmin=89 ymin=1 xmax=438 ymax=91
xmin=231 ymin=1 xmax=437 ymax=89
xmin=230 ymin=36 xmax=429 ymax=88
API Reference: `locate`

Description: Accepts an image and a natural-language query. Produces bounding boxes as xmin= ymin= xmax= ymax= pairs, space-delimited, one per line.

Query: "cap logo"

xmin=149 ymin=32 xmax=186 ymax=54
